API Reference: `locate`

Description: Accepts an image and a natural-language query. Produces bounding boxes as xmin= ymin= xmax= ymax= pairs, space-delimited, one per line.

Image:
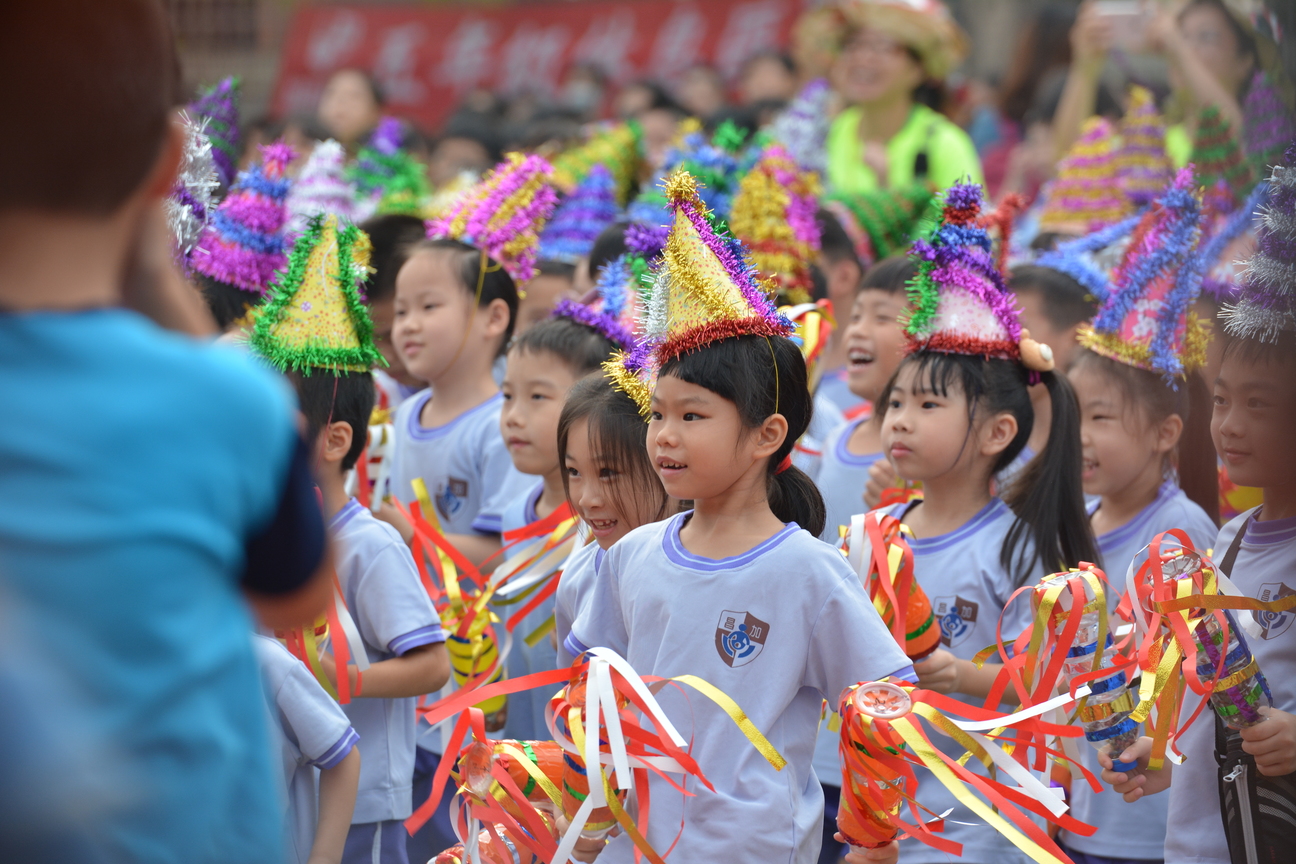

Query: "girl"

xmin=570 ymin=172 xmax=911 ymax=864
xmin=554 ymin=372 xmax=676 ymax=657
xmin=867 ymin=183 xmax=1097 ymax=864
xmin=1055 ymin=169 xmax=1220 ymax=864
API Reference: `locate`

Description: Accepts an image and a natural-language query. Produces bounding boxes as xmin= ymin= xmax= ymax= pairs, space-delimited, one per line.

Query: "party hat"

xmin=550 ymin=120 xmax=643 ymax=207
xmin=166 ymin=111 xmax=221 ymax=260
xmin=1192 ymin=106 xmax=1257 ymax=215
xmin=1034 ymin=213 xmax=1142 ymax=299
xmin=349 ymin=117 xmax=407 ymax=196
xmin=1224 ymin=141 xmax=1296 ymax=341
xmin=826 ymin=184 xmax=937 ymax=268
xmin=1243 ymin=70 xmax=1296 ymax=175
xmin=661 ymin=123 xmax=745 ymax=224
xmin=424 ymin=170 xmax=480 ymax=221
xmin=1038 ymin=117 xmax=1132 ymax=235
xmin=1197 ymin=180 xmax=1269 ymax=301
xmin=538 ymin=164 xmax=621 ymax=263
xmin=552 ymin=222 xmax=664 ymax=350
xmin=250 ymin=213 xmax=384 ymax=376
xmin=906 ymin=183 xmax=1051 ymax=370
xmin=1078 ymin=168 xmax=1208 ymax=379
xmin=729 ymin=144 xmax=822 ymax=304
xmin=429 ymin=152 xmax=559 ymax=283
xmin=188 ymin=77 xmax=241 ymax=190
xmin=189 ymin=141 xmax=296 ymax=296
xmin=285 ymin=140 xmax=355 ymax=239
xmin=1117 ymin=86 xmax=1172 ymax=207
xmin=770 ymin=78 xmax=832 ymax=174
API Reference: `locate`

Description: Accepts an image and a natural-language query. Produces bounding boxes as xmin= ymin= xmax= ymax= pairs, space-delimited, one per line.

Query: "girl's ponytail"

xmin=1004 ymin=369 xmax=1099 ymax=579
xmin=1179 ymin=370 xmax=1220 ymax=524
xmin=768 ymin=460 xmax=827 ymax=540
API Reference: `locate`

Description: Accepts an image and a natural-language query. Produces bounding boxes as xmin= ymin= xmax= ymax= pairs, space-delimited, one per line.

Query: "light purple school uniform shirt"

xmin=1060 ymin=481 xmax=1217 ymax=860
xmin=332 ymin=498 xmax=445 ymax=823
xmin=253 ymin=635 xmax=359 ymax=864
xmin=869 ymin=497 xmax=1041 ymax=864
xmin=570 ymin=512 xmax=912 ymax=864
xmin=389 ymin=390 xmax=529 ymax=535
xmin=554 ymin=538 xmax=603 ymax=661
xmin=1164 ymin=509 xmax=1296 ymax=864
xmin=811 ymin=415 xmax=884 ymax=544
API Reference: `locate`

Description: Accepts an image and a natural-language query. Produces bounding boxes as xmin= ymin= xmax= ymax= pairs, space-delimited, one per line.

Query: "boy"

xmin=516 ymin=259 xmax=580 ymax=336
xmin=250 ymin=214 xmax=451 ymax=864
xmin=360 ymin=213 xmax=427 ymax=411
xmin=254 ymin=634 xmax=361 ymax=864
xmin=812 ymin=208 xmax=866 ymax=414
xmin=0 ymin=3 xmax=330 ymax=861
xmin=1101 ymin=333 xmax=1296 ymax=864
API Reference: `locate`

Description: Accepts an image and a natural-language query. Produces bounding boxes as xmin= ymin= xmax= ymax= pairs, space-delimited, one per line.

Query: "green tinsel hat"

xmin=824 ymin=184 xmax=937 ymax=268
xmin=1191 ymin=105 xmax=1257 ymax=215
xmin=250 ymin=213 xmax=384 ymax=376
xmin=551 ymin=120 xmax=644 ymax=207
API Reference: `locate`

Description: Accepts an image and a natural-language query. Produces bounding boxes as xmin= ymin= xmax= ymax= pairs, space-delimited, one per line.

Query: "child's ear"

xmin=980 ymin=411 xmax=1019 ymax=457
xmin=321 ymin=420 xmax=354 ymax=465
xmin=1155 ymin=413 xmax=1184 ymax=454
xmin=481 ymin=297 xmax=511 ymax=341
xmin=753 ymin=413 xmax=790 ymax=460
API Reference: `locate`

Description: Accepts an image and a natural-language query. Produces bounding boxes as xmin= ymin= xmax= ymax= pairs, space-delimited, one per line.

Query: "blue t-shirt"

xmin=0 ymin=309 xmax=302 ymax=863
xmin=812 ymin=416 xmax=885 ymax=544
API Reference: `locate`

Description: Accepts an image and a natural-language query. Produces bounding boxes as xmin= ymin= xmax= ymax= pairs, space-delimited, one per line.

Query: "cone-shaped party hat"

xmin=424 ymin=170 xmax=480 ymax=222
xmin=1225 ymin=141 xmax=1296 ymax=342
xmin=1078 ymin=168 xmax=1208 ymax=379
xmin=729 ymin=144 xmax=823 ymax=305
xmin=1243 ymin=70 xmax=1296 ymax=175
xmin=906 ymin=183 xmax=1051 ymax=369
xmin=250 ymin=213 xmax=384 ymax=376
xmin=189 ymin=77 xmax=241 ymax=191
xmin=1192 ymin=105 xmax=1257 ymax=215
xmin=428 ymin=152 xmax=558 ymax=283
xmin=285 ymin=140 xmax=356 ymax=239
xmin=538 ymin=164 xmax=621 ymax=263
xmin=825 ymin=184 xmax=937 ymax=268
xmin=1039 ymin=117 xmax=1132 ymax=235
xmin=348 ymin=118 xmax=431 ymax=222
xmin=1197 ymin=180 xmax=1268 ymax=302
xmin=550 ymin=120 xmax=643 ymax=207
xmin=1034 ymin=213 xmax=1143 ymax=299
xmin=166 ymin=111 xmax=221 ymax=260
xmin=189 ymin=141 xmax=296 ymax=296
xmin=1118 ymin=86 xmax=1172 ymax=207
xmin=660 ymin=122 xmax=745 ymax=224
xmin=552 ymin=222 xmax=664 ymax=350
xmin=769 ymin=78 xmax=832 ymax=174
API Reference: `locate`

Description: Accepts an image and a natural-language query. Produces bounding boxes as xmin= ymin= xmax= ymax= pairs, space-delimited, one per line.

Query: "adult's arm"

xmin=1052 ymin=2 xmax=1113 ymax=161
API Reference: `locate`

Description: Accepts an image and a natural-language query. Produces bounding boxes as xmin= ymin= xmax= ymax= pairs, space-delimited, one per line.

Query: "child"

xmin=866 ymin=184 xmax=1097 ymax=864
xmin=516 ymin=260 xmax=579 ymax=335
xmin=570 ymin=171 xmax=911 ymax=864
xmin=249 ymin=214 xmax=451 ymax=864
xmin=555 ymin=373 xmax=676 ymax=656
xmin=253 ymin=634 xmax=361 ymax=864
xmin=387 ymin=154 xmax=557 ymax=559
xmin=811 ymin=207 xmax=866 ymax=414
xmin=812 ymin=255 xmax=915 ymax=543
xmin=1102 ymin=147 xmax=1296 ymax=864
xmin=495 ymin=315 xmax=617 ymax=741
xmin=1056 ymin=170 xmax=1220 ymax=864
xmin=359 ymin=213 xmax=427 ymax=411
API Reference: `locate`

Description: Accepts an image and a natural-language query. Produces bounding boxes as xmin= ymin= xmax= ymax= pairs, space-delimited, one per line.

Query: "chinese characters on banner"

xmin=273 ymin=0 xmax=801 ymax=131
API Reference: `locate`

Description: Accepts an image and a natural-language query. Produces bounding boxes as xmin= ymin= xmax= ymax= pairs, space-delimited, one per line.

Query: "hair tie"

xmin=775 ymin=454 xmax=793 ymax=474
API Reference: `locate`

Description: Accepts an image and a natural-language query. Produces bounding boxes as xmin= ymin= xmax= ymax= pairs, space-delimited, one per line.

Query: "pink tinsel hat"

xmin=189 ymin=142 xmax=296 ymax=296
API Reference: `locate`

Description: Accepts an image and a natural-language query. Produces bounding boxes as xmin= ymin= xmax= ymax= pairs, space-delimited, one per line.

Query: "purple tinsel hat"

xmin=285 ymin=140 xmax=356 ymax=240
xmin=188 ymin=77 xmax=241 ymax=191
xmin=549 ymin=222 xmax=665 ymax=350
xmin=189 ymin=142 xmax=296 ymax=296
xmin=538 ymin=164 xmax=621 ymax=264
xmin=769 ymin=78 xmax=832 ymax=174
xmin=1225 ymin=141 xmax=1296 ymax=342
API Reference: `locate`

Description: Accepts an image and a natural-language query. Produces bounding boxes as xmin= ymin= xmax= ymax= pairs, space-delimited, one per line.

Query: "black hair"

xmin=359 ymin=213 xmax=427 ymax=303
xmin=1221 ymin=330 xmax=1296 ymax=368
xmin=535 ymin=260 xmax=577 ymax=282
xmin=1009 ymin=264 xmax=1100 ymax=331
xmin=588 ymin=222 xmax=631 ymax=281
xmin=1072 ymin=349 xmax=1219 ymax=524
xmin=195 ymin=272 xmax=255 ymax=332
xmin=881 ymin=352 xmax=1098 ymax=584
xmin=817 ymin=207 xmax=861 ymax=271
xmin=2 ymin=0 xmax=179 ymax=214
xmin=1180 ymin=0 xmax=1258 ymax=65
xmin=405 ymin=238 xmax=519 ymax=355
xmin=510 ymin=316 xmax=615 ymax=378
xmin=659 ymin=335 xmax=826 ymax=537
xmin=290 ymin=370 xmax=375 ymax=472
xmin=330 ymin=67 xmax=385 ymax=107
xmin=859 ymin=255 xmax=917 ymax=295
xmin=558 ymin=373 xmax=673 ymax=528
xmin=741 ymin=50 xmax=797 ymax=78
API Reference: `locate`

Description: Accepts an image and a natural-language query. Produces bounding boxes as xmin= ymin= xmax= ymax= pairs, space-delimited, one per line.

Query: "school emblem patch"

xmin=1253 ymin=582 xmax=1295 ymax=640
xmin=715 ymin=610 xmax=769 ymax=668
xmin=437 ymin=477 xmax=470 ymax=519
xmin=933 ymin=594 xmax=979 ymax=648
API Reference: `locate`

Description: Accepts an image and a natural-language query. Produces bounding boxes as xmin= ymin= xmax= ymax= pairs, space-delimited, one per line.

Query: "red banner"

xmin=273 ymin=0 xmax=805 ymax=132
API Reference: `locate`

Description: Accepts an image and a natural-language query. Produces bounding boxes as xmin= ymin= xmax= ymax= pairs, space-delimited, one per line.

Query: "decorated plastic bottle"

xmin=443 ymin=607 xmax=508 ymax=729
xmin=1035 ymin=570 xmax=1140 ymax=771
xmin=1193 ymin=608 xmax=1272 ymax=728
xmin=837 ymin=681 xmax=911 ymax=853
xmin=458 ymin=738 xmax=565 ymax=804
xmin=551 ymin=678 xmax=627 ymax=840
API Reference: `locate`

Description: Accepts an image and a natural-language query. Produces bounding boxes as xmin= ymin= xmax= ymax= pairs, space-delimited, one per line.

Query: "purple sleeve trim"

xmin=471 ymin=514 xmax=502 ymax=534
xmin=388 ymin=624 xmax=447 ymax=656
xmin=312 ymin=726 xmax=359 ymax=770
xmin=886 ymin=665 xmax=919 ymax=684
xmin=563 ymin=631 xmax=590 ymax=659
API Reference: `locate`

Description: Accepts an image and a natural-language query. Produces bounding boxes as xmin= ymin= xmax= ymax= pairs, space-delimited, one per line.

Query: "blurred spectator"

xmin=677 ymin=64 xmax=729 ymax=121
xmin=558 ymin=62 xmax=608 ymax=121
xmin=791 ymin=5 xmax=848 ymax=87
xmin=612 ymin=80 xmax=686 ymax=171
xmin=426 ymin=120 xmax=497 ymax=187
xmin=613 ymin=79 xmax=670 ymax=120
xmin=317 ymin=68 xmax=384 ymax=153
xmin=240 ymin=115 xmax=324 ymax=171
xmin=738 ymin=50 xmax=799 ymax=105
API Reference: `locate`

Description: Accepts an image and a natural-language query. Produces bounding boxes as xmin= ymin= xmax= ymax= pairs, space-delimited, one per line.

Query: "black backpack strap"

xmin=1218 ymin=516 xmax=1250 ymax=577
xmin=913 ymin=119 xmax=937 ymax=180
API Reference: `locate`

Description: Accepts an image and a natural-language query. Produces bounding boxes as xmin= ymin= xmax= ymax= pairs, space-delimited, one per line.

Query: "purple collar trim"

xmin=661 ymin=511 xmax=799 ymax=572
